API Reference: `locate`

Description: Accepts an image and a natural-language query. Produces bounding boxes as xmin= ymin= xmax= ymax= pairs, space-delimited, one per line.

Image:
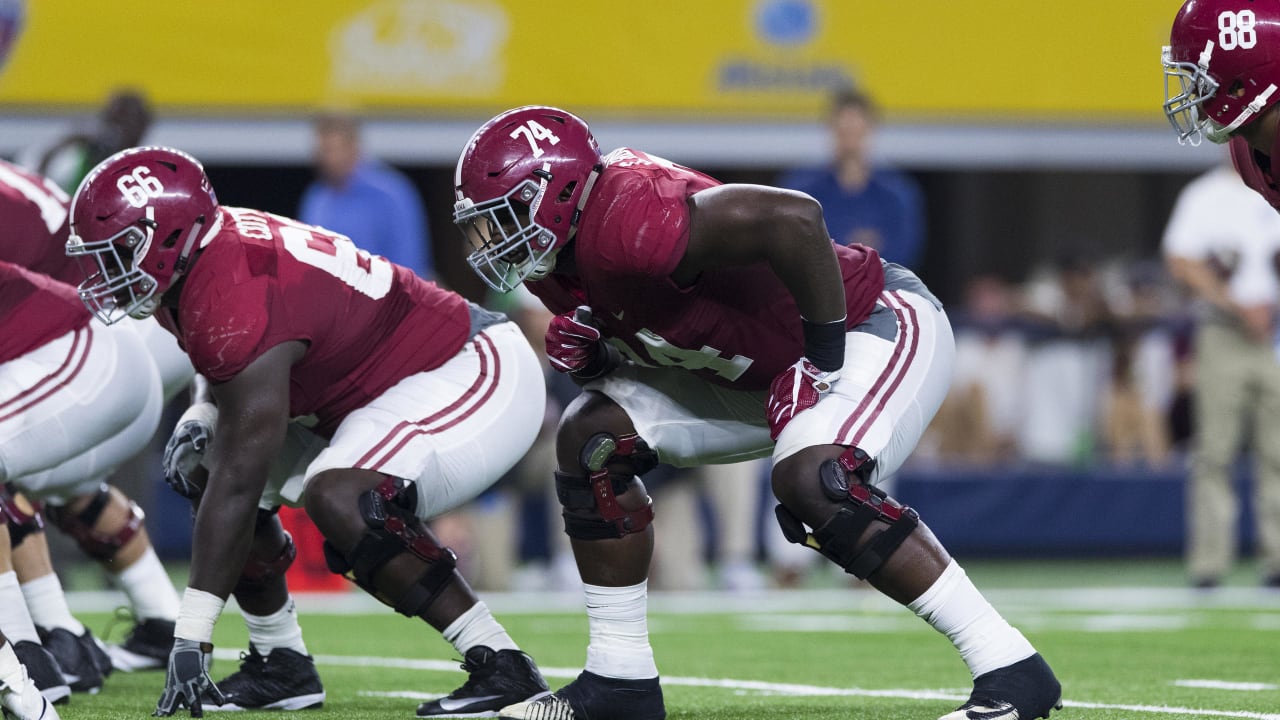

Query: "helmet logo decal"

xmin=117 ymin=166 xmax=165 ymax=208
xmin=1217 ymin=10 xmax=1257 ymax=51
xmin=509 ymin=119 xmax=561 ymax=159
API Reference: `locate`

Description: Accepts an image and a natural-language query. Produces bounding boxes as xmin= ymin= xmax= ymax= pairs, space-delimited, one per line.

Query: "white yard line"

xmin=1175 ymin=680 xmax=1280 ymax=692
xmin=230 ymin=650 xmax=1280 ymax=720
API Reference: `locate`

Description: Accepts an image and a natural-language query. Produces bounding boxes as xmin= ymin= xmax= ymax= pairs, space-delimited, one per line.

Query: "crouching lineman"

xmin=0 ymin=158 xmax=190 ymax=690
xmin=65 ymin=146 xmax=552 ymax=718
xmin=453 ymin=106 xmax=1062 ymax=720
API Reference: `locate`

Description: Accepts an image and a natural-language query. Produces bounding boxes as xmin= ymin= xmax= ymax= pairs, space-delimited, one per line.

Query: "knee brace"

xmin=555 ymin=432 xmax=658 ymax=540
xmin=234 ymin=508 xmax=297 ymax=594
xmin=45 ymin=484 xmax=143 ymax=561
xmin=0 ymin=483 xmax=45 ymax=548
xmin=321 ymin=477 xmax=457 ymax=617
xmin=774 ymin=448 xmax=919 ymax=580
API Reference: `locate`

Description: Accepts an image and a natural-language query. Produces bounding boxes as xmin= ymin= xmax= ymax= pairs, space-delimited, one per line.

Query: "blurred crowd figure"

xmin=1162 ymin=160 xmax=1280 ymax=590
xmin=18 ymin=89 xmax=152 ymax=193
xmin=298 ymin=112 xmax=434 ymax=280
xmin=778 ymin=86 xmax=926 ymax=269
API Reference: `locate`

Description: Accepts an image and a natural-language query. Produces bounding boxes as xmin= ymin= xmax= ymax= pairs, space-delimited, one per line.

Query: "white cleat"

xmin=1 ymin=670 xmax=61 ymax=720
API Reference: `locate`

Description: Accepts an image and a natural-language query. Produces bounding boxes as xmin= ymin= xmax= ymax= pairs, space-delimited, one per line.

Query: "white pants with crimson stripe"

xmin=587 ymin=289 xmax=954 ymax=484
xmin=260 ymin=321 xmax=547 ymax=518
xmin=0 ymin=322 xmax=163 ymax=500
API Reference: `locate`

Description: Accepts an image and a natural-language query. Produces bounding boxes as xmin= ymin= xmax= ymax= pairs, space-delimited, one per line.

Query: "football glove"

xmin=545 ymin=307 xmax=620 ymax=379
xmin=162 ymin=403 xmax=216 ymax=499
xmin=766 ymin=358 xmax=840 ymax=441
xmin=153 ymin=638 xmax=225 ymax=717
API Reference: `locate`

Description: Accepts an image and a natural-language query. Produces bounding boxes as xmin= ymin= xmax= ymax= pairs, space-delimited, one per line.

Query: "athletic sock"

xmin=583 ymin=581 xmax=658 ymax=680
xmin=0 ymin=572 xmax=41 ymax=644
xmin=442 ymin=601 xmax=517 ymax=655
xmin=242 ymin=597 xmax=309 ymax=657
xmin=20 ymin=573 xmax=85 ymax=635
xmin=908 ymin=560 xmax=1036 ymax=678
xmin=114 ymin=548 xmax=181 ymax=621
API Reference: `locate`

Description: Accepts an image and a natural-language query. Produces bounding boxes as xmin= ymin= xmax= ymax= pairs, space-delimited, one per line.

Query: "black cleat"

xmin=35 ymin=628 xmax=109 ymax=694
xmin=11 ymin=642 xmax=70 ymax=707
xmin=417 ymin=646 xmax=550 ymax=718
xmin=497 ymin=671 xmax=665 ymax=720
xmin=105 ymin=618 xmax=173 ymax=672
xmin=203 ymin=645 xmax=325 ymax=711
xmin=939 ymin=654 xmax=1063 ymax=720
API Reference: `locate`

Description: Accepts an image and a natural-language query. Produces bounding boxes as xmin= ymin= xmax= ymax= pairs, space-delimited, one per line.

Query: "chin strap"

xmin=567 ymin=164 xmax=603 ymax=243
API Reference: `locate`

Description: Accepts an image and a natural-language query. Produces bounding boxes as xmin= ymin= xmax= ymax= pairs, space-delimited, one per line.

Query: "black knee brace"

xmin=322 ymin=477 xmax=457 ymax=617
xmin=0 ymin=483 xmax=44 ymax=548
xmin=45 ymin=484 xmax=143 ymax=561
xmin=775 ymin=448 xmax=919 ymax=580
xmin=234 ymin=508 xmax=297 ymax=594
xmin=556 ymin=432 xmax=659 ymax=540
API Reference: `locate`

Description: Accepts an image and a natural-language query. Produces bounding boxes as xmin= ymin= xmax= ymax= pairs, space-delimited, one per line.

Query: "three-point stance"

xmin=66 ymin=147 xmax=552 ymax=718
xmin=453 ymin=106 xmax=1062 ymax=720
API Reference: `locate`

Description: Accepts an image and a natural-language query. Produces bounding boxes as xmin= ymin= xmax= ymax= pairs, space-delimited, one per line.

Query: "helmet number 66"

xmin=1218 ymin=10 xmax=1257 ymax=50
xmin=509 ymin=120 xmax=560 ymax=159
xmin=117 ymin=167 xmax=165 ymax=208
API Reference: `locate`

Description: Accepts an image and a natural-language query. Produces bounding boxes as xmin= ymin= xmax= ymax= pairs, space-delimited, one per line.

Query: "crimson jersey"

xmin=157 ymin=207 xmax=471 ymax=436
xmin=0 ymin=160 xmax=81 ymax=286
xmin=1230 ymin=135 xmax=1280 ymax=210
xmin=526 ymin=148 xmax=885 ymax=391
xmin=0 ymin=260 xmax=90 ymax=363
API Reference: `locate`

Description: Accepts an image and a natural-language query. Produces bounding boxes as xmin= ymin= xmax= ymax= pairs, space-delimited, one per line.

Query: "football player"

xmin=0 ymin=159 xmax=188 ymax=686
xmin=0 ymin=525 xmax=59 ymax=720
xmin=65 ymin=146 xmax=552 ymax=718
xmin=452 ymin=106 xmax=1062 ymax=720
xmin=1165 ymin=0 xmax=1280 ymax=209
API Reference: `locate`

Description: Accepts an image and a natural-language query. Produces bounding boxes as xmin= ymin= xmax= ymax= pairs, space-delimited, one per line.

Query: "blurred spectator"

xmin=777 ymin=87 xmax=926 ymax=268
xmin=1016 ymin=255 xmax=1117 ymax=466
xmin=298 ymin=112 xmax=433 ymax=279
xmin=18 ymin=88 xmax=152 ymax=192
xmin=924 ymin=275 xmax=1028 ymax=466
xmin=1163 ymin=160 xmax=1280 ymax=589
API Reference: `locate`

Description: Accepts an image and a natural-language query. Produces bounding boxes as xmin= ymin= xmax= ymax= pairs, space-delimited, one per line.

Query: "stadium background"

xmin=0 ymin=0 xmax=1244 ymax=563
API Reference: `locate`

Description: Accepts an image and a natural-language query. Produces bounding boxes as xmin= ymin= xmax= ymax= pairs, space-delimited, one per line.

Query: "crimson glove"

xmin=766 ymin=358 xmax=840 ymax=440
xmin=545 ymin=307 xmax=620 ymax=379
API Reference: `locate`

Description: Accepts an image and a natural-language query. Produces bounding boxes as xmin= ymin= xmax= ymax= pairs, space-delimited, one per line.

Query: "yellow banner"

xmin=0 ymin=0 xmax=1177 ymax=121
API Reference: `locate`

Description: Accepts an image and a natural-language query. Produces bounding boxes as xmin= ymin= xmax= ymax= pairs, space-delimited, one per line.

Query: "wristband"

xmin=802 ymin=316 xmax=847 ymax=372
xmin=174 ymin=587 xmax=226 ymax=644
xmin=571 ymin=342 xmax=622 ymax=381
xmin=176 ymin=401 xmax=218 ymax=431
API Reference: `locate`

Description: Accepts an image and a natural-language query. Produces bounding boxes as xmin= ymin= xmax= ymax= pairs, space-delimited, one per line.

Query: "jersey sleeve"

xmin=179 ymin=275 xmax=273 ymax=382
xmin=588 ymin=174 xmax=692 ymax=277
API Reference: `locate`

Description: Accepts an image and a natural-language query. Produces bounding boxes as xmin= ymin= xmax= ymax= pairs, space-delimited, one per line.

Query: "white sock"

xmin=583 ymin=582 xmax=658 ymax=680
xmin=0 ymin=572 xmax=40 ymax=644
xmin=442 ymin=602 xmax=517 ymax=654
xmin=115 ymin=548 xmax=181 ymax=621
xmin=909 ymin=560 xmax=1036 ymax=678
xmin=0 ymin=641 xmax=24 ymax=690
xmin=242 ymin=598 xmax=309 ymax=657
xmin=20 ymin=573 xmax=85 ymax=635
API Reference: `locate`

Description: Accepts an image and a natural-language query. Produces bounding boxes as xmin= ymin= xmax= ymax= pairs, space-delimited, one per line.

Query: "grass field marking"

xmin=1174 ymin=680 xmax=1280 ymax=692
xmin=272 ymin=649 xmax=1280 ymax=720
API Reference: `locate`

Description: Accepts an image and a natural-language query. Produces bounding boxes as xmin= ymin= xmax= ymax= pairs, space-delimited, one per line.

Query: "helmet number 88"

xmin=1218 ymin=10 xmax=1257 ymax=50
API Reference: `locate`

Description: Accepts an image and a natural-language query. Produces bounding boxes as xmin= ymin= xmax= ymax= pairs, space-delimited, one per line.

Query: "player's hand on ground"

xmin=767 ymin=358 xmax=840 ymax=440
xmin=153 ymin=638 xmax=225 ymax=717
xmin=162 ymin=404 xmax=215 ymax=499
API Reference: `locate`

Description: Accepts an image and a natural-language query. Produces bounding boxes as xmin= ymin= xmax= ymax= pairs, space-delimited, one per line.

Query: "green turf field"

xmin=58 ymin=558 xmax=1280 ymax=720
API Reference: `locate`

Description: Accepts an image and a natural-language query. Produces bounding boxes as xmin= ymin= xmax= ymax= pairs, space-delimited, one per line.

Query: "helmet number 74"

xmin=509 ymin=120 xmax=561 ymax=159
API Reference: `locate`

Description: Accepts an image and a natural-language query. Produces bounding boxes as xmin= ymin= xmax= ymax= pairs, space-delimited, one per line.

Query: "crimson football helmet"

xmin=453 ymin=105 xmax=602 ymax=292
xmin=66 ymin=146 xmax=220 ymax=323
xmin=1164 ymin=0 xmax=1280 ymax=145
